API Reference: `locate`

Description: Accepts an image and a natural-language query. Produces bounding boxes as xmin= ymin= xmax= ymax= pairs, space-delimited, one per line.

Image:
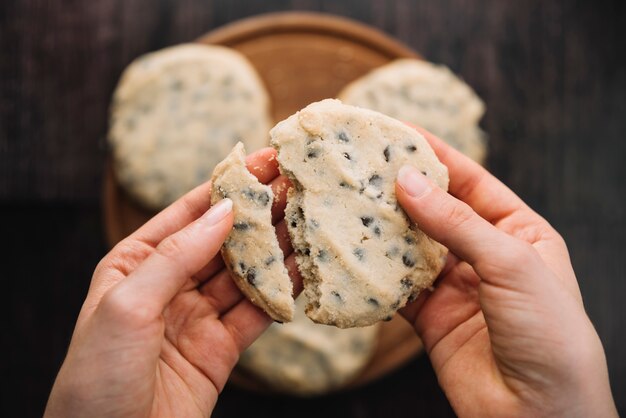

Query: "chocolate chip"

xmin=421 ymin=171 xmax=427 ymax=176
xmin=360 ymin=216 xmax=374 ymax=227
xmin=233 ymin=222 xmax=250 ymax=231
xmin=406 ymin=144 xmax=417 ymax=153
xmin=367 ymin=297 xmax=380 ymax=307
xmin=317 ymin=249 xmax=328 ymax=262
xmin=338 ymin=131 xmax=350 ymax=142
xmin=383 ymin=146 xmax=390 ymax=162
xmin=402 ymin=253 xmax=416 ymax=268
xmin=257 ymin=191 xmax=270 ymax=206
xmin=241 ymin=188 xmax=270 ymax=206
xmin=353 ymin=247 xmax=365 ymax=260
xmin=401 ymin=277 xmax=413 ymax=289
xmin=246 ymin=268 xmax=257 ymax=285
xmin=265 ymin=256 xmax=276 ymax=266
xmin=339 ymin=181 xmax=351 ymax=188
xmin=342 ymin=152 xmax=351 ymax=160
xmin=304 ymin=247 xmax=311 ymax=256
xmin=385 ymin=246 xmax=400 ymax=258
xmin=242 ymin=188 xmax=255 ymax=200
xmin=368 ymin=174 xmax=382 ymax=187
xmin=331 ymin=290 xmax=343 ymax=302
xmin=306 ymin=149 xmax=319 ymax=159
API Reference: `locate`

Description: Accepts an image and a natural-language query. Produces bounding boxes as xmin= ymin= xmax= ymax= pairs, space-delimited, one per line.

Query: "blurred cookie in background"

xmin=338 ymin=59 xmax=487 ymax=164
xmin=108 ymin=44 xmax=272 ymax=210
xmin=238 ymin=296 xmax=380 ymax=396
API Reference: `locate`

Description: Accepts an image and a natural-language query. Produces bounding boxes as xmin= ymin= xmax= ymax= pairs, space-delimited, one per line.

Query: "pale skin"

xmin=45 ymin=130 xmax=617 ymax=418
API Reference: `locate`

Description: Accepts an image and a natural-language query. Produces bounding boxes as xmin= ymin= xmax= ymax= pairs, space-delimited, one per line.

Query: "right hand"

xmin=396 ymin=127 xmax=618 ymax=418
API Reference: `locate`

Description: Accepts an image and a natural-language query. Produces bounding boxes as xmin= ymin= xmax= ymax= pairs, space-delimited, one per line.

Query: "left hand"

xmin=45 ymin=148 xmax=299 ymax=418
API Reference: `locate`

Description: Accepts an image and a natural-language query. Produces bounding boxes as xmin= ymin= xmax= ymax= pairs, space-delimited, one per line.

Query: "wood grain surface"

xmin=1 ymin=1 xmax=625 ymax=417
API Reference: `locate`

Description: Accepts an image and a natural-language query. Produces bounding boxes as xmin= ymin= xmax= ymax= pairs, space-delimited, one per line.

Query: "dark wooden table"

xmin=2 ymin=1 xmax=625 ymax=417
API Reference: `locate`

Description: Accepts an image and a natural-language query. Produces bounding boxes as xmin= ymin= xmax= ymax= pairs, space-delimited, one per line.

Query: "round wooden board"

xmin=103 ymin=11 xmax=424 ymax=395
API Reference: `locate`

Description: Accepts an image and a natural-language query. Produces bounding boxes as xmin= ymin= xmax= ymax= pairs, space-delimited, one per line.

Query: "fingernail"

xmin=397 ymin=165 xmax=431 ymax=197
xmin=203 ymin=198 xmax=233 ymax=225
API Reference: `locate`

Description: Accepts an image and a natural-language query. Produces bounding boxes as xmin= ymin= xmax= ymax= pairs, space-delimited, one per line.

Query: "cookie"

xmin=109 ymin=43 xmax=272 ymax=210
xmin=338 ymin=59 xmax=487 ymax=164
xmin=239 ymin=296 xmax=379 ymax=395
xmin=210 ymin=142 xmax=294 ymax=323
xmin=271 ymin=99 xmax=448 ymax=328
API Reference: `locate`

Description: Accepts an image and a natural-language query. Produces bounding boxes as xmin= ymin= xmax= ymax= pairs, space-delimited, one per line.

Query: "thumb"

xmin=101 ymin=198 xmax=234 ymax=322
xmin=395 ymin=165 xmax=540 ymax=285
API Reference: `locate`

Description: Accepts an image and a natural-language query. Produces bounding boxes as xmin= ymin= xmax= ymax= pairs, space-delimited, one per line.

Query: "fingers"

xmin=396 ymin=166 xmax=542 ymax=283
xmin=274 ymin=220 xmax=293 ymax=256
xmin=189 ymin=218 xmax=293 ymax=288
xmin=103 ymin=199 xmax=234 ymax=319
xmin=400 ymin=261 xmax=480 ymax=349
xmin=166 ymin=166 xmax=292 ymax=290
xmin=198 ymin=252 xmax=302 ymax=316
xmin=131 ymin=147 xmax=281 ymax=246
xmin=198 ymin=269 xmax=243 ymax=315
xmin=413 ymin=125 xmax=526 ymax=224
xmin=221 ymin=301 xmax=273 ymax=352
xmin=189 ymin=256 xmax=225 ymax=289
xmin=245 ymin=147 xmax=280 ymax=183
xmin=270 ymin=175 xmax=292 ymax=225
xmin=218 ymin=255 xmax=305 ymax=352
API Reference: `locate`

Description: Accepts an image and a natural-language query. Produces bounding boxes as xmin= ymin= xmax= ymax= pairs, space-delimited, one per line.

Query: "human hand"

xmin=45 ymin=148 xmax=299 ymax=418
xmin=396 ymin=128 xmax=618 ymax=418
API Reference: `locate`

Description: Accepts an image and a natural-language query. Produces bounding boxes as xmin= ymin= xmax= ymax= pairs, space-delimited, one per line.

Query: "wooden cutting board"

xmin=103 ymin=11 xmax=425 ymax=394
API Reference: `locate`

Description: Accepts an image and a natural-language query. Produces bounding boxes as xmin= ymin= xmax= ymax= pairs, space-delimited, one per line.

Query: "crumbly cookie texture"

xmin=210 ymin=142 xmax=294 ymax=323
xmin=109 ymin=43 xmax=271 ymax=210
xmin=239 ymin=296 xmax=379 ymax=395
xmin=271 ymin=99 xmax=449 ymax=328
xmin=338 ymin=59 xmax=487 ymax=164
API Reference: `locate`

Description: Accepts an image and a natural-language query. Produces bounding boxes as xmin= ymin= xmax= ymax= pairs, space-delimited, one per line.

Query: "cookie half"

xmin=109 ymin=43 xmax=271 ymax=210
xmin=271 ymin=99 xmax=448 ymax=328
xmin=338 ymin=59 xmax=487 ymax=164
xmin=211 ymin=142 xmax=294 ymax=323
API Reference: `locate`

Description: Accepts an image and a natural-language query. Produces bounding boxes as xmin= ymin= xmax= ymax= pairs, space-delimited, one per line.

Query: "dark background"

xmin=1 ymin=1 xmax=625 ymax=417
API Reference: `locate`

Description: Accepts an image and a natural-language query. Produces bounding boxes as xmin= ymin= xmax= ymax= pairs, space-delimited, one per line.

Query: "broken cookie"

xmin=210 ymin=142 xmax=294 ymax=322
xmin=271 ymin=99 xmax=449 ymax=328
